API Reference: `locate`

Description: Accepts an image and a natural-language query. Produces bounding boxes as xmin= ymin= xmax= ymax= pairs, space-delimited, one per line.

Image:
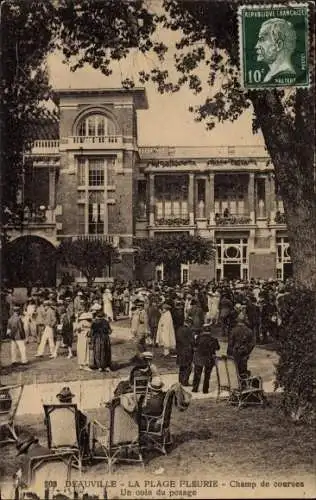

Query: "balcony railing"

xmin=215 ymin=213 xmax=252 ymax=226
xmin=154 ymin=217 xmax=190 ymax=226
xmin=32 ymin=140 xmax=60 ymax=154
xmin=64 ymin=135 xmax=123 ymax=148
xmin=70 ymin=234 xmax=120 ymax=246
xmin=4 ymin=207 xmax=56 ymax=227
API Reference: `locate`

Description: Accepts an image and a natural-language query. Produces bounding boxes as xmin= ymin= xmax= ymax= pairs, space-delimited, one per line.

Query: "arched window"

xmin=77 ymin=114 xmax=115 ymax=137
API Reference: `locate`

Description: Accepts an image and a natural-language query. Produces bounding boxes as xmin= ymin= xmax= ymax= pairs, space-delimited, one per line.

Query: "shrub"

xmin=274 ymin=286 xmax=316 ymax=424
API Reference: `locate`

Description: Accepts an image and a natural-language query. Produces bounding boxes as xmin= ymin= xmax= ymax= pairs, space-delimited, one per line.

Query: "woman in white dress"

xmin=76 ymin=312 xmax=93 ymax=370
xmin=102 ymin=288 xmax=113 ymax=321
xmin=156 ymin=303 xmax=176 ymax=356
xmin=207 ymin=288 xmax=220 ymax=323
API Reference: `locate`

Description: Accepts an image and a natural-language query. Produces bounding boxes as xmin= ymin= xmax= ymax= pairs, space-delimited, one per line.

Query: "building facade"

xmin=4 ymin=88 xmax=291 ymax=286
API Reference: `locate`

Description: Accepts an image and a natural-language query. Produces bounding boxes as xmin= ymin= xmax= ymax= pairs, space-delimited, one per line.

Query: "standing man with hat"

xmin=192 ymin=322 xmax=220 ymax=394
xmin=131 ymin=298 xmax=149 ymax=358
xmin=36 ymin=300 xmax=56 ymax=358
xmin=175 ymin=317 xmax=194 ymax=386
xmin=6 ymin=305 xmax=28 ymax=365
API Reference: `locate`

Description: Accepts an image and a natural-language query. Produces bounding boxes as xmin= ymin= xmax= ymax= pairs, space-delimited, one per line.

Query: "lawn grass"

xmin=1 ymin=395 xmax=314 ymax=485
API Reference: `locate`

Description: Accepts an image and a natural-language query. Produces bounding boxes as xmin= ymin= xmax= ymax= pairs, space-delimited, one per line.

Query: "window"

xmin=88 ymin=159 xmax=105 ymax=186
xmin=77 ymin=158 xmax=86 ymax=186
xmin=77 ymin=114 xmax=115 ymax=137
xmin=76 ymin=156 xmax=111 ymax=235
xmin=88 ymin=192 xmax=105 ymax=234
xmin=78 ymin=205 xmax=85 ymax=234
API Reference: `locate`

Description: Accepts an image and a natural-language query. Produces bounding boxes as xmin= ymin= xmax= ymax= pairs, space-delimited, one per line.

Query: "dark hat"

xmin=16 ymin=436 xmax=39 ymax=455
xmin=56 ymin=386 xmax=75 ymax=402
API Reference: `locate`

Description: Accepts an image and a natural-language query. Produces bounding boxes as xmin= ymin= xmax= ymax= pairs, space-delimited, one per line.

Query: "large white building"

xmin=4 ymin=87 xmax=291 ymax=286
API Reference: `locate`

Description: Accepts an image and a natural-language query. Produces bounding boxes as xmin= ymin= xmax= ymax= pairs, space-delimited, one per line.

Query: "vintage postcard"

xmin=0 ymin=0 xmax=315 ymax=499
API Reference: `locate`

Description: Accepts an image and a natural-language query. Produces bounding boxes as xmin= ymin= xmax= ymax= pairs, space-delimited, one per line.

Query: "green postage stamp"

xmin=238 ymin=3 xmax=310 ymax=89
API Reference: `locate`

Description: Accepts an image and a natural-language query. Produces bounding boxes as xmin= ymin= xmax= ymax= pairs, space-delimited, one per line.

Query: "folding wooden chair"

xmin=43 ymin=404 xmax=91 ymax=472
xmin=215 ymin=356 xmax=266 ymax=408
xmin=0 ymin=384 xmax=24 ymax=444
xmin=215 ymin=357 xmax=231 ymax=402
xmin=92 ymin=397 xmax=143 ymax=472
xmin=140 ymin=389 xmax=174 ymax=455
xmin=15 ymin=452 xmax=74 ymax=499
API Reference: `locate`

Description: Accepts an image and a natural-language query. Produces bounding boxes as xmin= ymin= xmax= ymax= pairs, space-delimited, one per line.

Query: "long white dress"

xmin=102 ymin=290 xmax=113 ymax=321
xmin=207 ymin=291 xmax=220 ymax=321
xmin=156 ymin=310 xmax=176 ymax=351
xmin=76 ymin=319 xmax=91 ymax=367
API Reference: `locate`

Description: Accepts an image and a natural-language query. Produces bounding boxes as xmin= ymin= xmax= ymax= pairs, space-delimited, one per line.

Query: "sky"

xmin=47 ymin=39 xmax=265 ymax=147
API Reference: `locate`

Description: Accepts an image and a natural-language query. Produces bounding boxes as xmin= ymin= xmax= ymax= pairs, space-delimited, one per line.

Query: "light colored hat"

xmin=91 ymin=303 xmax=102 ymax=311
xmin=149 ymin=376 xmax=164 ymax=391
xmin=141 ymin=351 xmax=153 ymax=360
xmin=79 ymin=312 xmax=93 ymax=321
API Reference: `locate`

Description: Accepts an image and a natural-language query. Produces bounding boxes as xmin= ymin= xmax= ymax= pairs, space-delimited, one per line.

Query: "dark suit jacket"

xmin=175 ymin=325 xmax=194 ymax=365
xmin=142 ymin=391 xmax=166 ymax=416
xmin=193 ymin=333 xmax=220 ymax=367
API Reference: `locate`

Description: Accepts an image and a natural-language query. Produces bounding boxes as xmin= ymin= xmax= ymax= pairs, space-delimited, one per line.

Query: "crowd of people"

xmin=1 ymin=278 xmax=290 ymax=387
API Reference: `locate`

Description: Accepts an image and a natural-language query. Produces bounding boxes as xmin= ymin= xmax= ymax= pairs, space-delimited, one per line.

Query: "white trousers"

xmin=37 ymin=326 xmax=55 ymax=356
xmin=11 ymin=340 xmax=27 ymax=364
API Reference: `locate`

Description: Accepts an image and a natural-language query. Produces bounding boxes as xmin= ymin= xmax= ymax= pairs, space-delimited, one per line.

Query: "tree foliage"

xmin=275 ymin=286 xmax=316 ymax=423
xmin=57 ymin=237 xmax=119 ymax=286
xmin=135 ymin=234 xmax=215 ymax=267
xmin=0 ymin=0 xmax=59 ymax=207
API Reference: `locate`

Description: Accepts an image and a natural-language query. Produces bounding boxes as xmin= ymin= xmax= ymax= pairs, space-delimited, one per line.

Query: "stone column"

xmin=270 ymin=175 xmax=276 ymax=222
xmin=188 ymin=174 xmax=194 ymax=225
xmin=208 ymin=173 xmax=215 ymax=224
xmin=264 ymin=175 xmax=270 ymax=217
xmin=149 ymin=174 xmax=155 ymax=226
xmin=48 ymin=167 xmax=56 ymax=208
xmin=248 ymin=172 xmax=255 ymax=223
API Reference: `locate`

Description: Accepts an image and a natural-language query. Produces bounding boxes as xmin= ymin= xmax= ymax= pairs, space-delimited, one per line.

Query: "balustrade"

xmin=214 ymin=213 xmax=252 ymax=226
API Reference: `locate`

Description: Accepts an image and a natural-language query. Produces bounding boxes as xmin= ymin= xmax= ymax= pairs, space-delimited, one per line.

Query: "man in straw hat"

xmin=6 ymin=304 xmax=28 ymax=365
xmin=131 ymin=298 xmax=149 ymax=358
xmin=141 ymin=376 xmax=166 ymax=418
xmin=35 ymin=300 xmax=56 ymax=358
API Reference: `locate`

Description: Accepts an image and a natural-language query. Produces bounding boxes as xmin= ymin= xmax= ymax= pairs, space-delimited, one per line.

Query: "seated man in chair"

xmin=52 ymin=386 xmax=90 ymax=456
xmin=140 ymin=377 xmax=167 ymax=432
xmin=114 ymin=352 xmax=158 ymax=397
xmin=14 ymin=436 xmax=55 ymax=490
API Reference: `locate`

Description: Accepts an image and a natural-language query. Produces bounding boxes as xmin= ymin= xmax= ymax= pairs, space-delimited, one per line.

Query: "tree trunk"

xmin=251 ymin=91 xmax=316 ymax=290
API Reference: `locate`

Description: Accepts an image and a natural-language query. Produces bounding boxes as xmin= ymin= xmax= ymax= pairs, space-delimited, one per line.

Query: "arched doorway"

xmin=5 ymin=236 xmax=56 ymax=287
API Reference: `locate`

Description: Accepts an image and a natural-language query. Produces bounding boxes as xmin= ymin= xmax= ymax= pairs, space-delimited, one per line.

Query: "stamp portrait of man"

xmin=255 ymin=18 xmax=297 ymax=83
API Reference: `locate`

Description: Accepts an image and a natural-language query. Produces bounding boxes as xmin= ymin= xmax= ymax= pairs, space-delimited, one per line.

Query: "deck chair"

xmin=140 ymin=389 xmax=174 ymax=455
xmin=15 ymin=452 xmax=74 ymax=498
xmin=216 ymin=356 xmax=266 ymax=408
xmin=0 ymin=384 xmax=24 ymax=444
xmin=43 ymin=404 xmax=91 ymax=472
xmin=92 ymin=396 xmax=143 ymax=471
xmin=215 ymin=357 xmax=231 ymax=402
